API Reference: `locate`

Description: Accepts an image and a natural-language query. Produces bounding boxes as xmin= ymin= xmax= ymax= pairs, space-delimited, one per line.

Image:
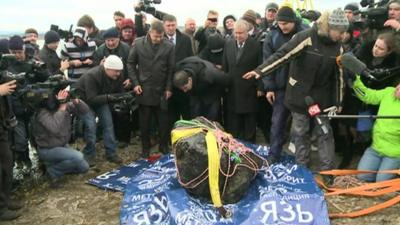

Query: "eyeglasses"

xmin=208 ymin=18 xmax=218 ymax=22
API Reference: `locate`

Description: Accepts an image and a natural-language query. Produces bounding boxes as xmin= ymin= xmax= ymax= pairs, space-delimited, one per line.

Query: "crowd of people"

xmin=1 ymin=0 xmax=400 ymax=221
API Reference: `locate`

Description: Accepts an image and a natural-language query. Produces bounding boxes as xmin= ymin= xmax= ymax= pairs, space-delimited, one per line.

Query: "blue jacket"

xmin=262 ymin=20 xmax=309 ymax=92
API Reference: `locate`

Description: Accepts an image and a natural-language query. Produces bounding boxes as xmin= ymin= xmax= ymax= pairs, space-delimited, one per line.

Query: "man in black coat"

xmin=8 ymin=35 xmax=49 ymax=168
xmin=173 ymin=56 xmax=229 ymax=121
xmin=38 ymin=31 xmax=69 ymax=75
xmin=127 ymin=20 xmax=175 ymax=158
xmin=76 ymin=55 xmax=127 ymax=165
xmin=244 ymin=9 xmax=348 ymax=177
xmin=93 ymin=27 xmax=133 ymax=147
xmin=0 ymin=80 xmax=23 ymax=221
xmin=162 ymin=14 xmax=194 ymax=124
xmin=223 ymin=20 xmax=264 ymax=142
xmin=263 ymin=7 xmax=309 ymax=163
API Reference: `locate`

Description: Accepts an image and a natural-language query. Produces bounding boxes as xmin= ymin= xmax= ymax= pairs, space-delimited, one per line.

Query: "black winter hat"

xmin=223 ymin=15 xmax=236 ymax=30
xmin=207 ymin=33 xmax=225 ymax=53
xmin=276 ymin=6 xmax=297 ymax=22
xmin=344 ymin=3 xmax=359 ymax=12
xmin=44 ymin=30 xmax=60 ymax=44
xmin=266 ymin=2 xmax=279 ymax=11
xmin=8 ymin=35 xmax=24 ymax=50
xmin=0 ymin=39 xmax=9 ymax=54
xmin=103 ymin=27 xmax=119 ymax=39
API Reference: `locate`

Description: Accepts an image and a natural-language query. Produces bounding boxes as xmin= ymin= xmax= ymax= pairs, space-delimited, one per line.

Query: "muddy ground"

xmin=2 ymin=135 xmax=399 ymax=225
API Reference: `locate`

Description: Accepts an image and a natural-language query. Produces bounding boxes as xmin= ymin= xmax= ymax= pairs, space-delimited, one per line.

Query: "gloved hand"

xmin=107 ymin=94 xmax=119 ymax=103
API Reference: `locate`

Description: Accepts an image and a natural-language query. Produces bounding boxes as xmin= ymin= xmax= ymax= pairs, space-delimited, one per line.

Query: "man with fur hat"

xmin=120 ymin=18 xmax=136 ymax=46
xmin=76 ymin=55 xmax=127 ymax=165
xmin=222 ymin=15 xmax=236 ymax=39
xmin=60 ymin=26 xmax=97 ymax=82
xmin=244 ymin=9 xmax=348 ymax=182
xmin=263 ymin=6 xmax=309 ymax=163
xmin=39 ymin=30 xmax=69 ymax=75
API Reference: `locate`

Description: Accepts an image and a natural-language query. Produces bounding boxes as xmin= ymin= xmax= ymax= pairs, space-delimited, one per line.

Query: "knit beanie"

xmin=104 ymin=55 xmax=123 ymax=70
xmin=0 ymin=39 xmax=9 ymax=54
xmin=207 ymin=33 xmax=225 ymax=53
xmin=73 ymin=26 xmax=88 ymax=42
xmin=344 ymin=3 xmax=359 ymax=12
xmin=276 ymin=6 xmax=297 ymax=22
xmin=266 ymin=2 xmax=279 ymax=11
xmin=121 ymin=18 xmax=134 ymax=30
xmin=223 ymin=15 xmax=236 ymax=30
xmin=44 ymin=30 xmax=60 ymax=44
xmin=102 ymin=27 xmax=119 ymax=39
xmin=8 ymin=35 xmax=24 ymax=50
xmin=25 ymin=28 xmax=38 ymax=36
xmin=328 ymin=8 xmax=349 ymax=32
xmin=242 ymin=10 xmax=257 ymax=26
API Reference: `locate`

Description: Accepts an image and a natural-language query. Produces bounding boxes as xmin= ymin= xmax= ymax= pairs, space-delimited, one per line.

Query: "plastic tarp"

xmin=89 ymin=143 xmax=330 ymax=225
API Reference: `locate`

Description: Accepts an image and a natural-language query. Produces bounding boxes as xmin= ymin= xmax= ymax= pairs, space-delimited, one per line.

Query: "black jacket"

xmin=356 ymin=40 xmax=400 ymax=90
xmin=255 ymin=25 xmax=345 ymax=114
xmin=76 ymin=65 xmax=125 ymax=107
xmin=8 ymin=59 xmax=50 ymax=116
xmin=176 ymin=56 xmax=229 ymax=104
xmin=93 ymin=41 xmax=131 ymax=79
xmin=127 ymin=35 xmax=175 ymax=106
xmin=38 ymin=45 xmax=62 ymax=75
xmin=223 ymin=37 xmax=263 ymax=113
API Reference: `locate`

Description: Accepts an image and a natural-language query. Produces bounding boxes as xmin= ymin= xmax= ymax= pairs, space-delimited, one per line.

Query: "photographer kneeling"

xmin=353 ymin=75 xmax=400 ymax=182
xmin=33 ymin=89 xmax=89 ymax=188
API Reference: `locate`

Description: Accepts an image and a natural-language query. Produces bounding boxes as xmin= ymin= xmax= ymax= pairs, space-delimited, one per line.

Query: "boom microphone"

xmin=340 ymin=53 xmax=377 ymax=81
xmin=305 ymin=96 xmax=329 ymax=135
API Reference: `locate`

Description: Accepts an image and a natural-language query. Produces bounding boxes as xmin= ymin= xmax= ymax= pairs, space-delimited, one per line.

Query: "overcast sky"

xmin=1 ymin=0 xmax=357 ymax=34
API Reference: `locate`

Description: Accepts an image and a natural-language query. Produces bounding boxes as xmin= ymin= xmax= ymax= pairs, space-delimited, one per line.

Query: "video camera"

xmin=355 ymin=0 xmax=390 ymax=30
xmin=18 ymin=76 xmax=76 ymax=109
xmin=136 ymin=0 xmax=161 ymax=14
xmin=50 ymin=24 xmax=73 ymax=42
xmin=110 ymin=92 xmax=138 ymax=114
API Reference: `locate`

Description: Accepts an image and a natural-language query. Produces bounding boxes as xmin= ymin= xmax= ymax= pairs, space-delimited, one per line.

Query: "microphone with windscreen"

xmin=340 ymin=53 xmax=377 ymax=81
xmin=305 ymin=96 xmax=329 ymax=135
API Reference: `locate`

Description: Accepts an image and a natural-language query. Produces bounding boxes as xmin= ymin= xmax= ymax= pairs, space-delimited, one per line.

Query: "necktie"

xmin=170 ymin=37 xmax=175 ymax=45
xmin=237 ymin=42 xmax=244 ymax=61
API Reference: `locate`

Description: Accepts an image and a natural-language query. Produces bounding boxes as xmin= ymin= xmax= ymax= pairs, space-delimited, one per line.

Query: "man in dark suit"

xmin=162 ymin=14 xmax=194 ymax=126
xmin=223 ymin=19 xmax=263 ymax=142
xmin=127 ymin=20 xmax=175 ymax=158
xmin=173 ymin=56 xmax=229 ymax=121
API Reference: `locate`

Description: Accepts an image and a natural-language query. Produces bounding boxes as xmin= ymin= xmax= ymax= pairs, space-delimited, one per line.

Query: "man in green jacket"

xmin=353 ymin=75 xmax=400 ymax=182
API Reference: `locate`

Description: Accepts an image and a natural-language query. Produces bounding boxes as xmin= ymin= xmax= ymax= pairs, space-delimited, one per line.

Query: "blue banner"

xmin=114 ymin=144 xmax=330 ymax=225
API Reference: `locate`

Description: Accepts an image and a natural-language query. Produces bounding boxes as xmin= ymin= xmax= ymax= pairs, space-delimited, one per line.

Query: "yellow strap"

xmin=206 ymin=131 xmax=222 ymax=208
xmin=171 ymin=128 xmax=204 ymax=145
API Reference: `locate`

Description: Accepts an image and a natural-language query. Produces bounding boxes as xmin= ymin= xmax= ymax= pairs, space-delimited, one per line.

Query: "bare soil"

xmin=2 ymin=135 xmax=399 ymax=225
